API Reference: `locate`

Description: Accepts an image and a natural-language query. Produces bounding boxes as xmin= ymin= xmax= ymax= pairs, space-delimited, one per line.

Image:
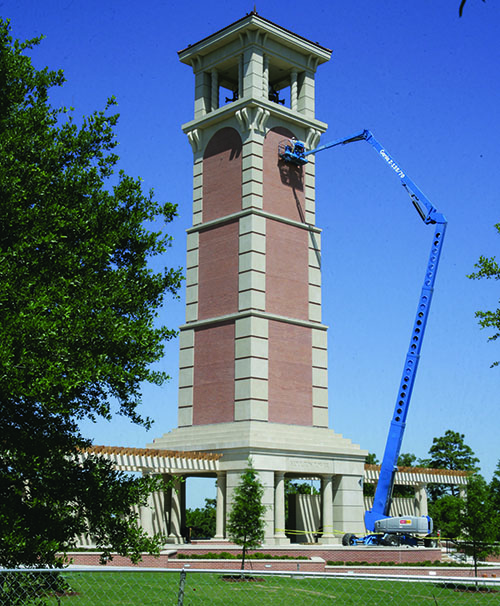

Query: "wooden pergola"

xmin=80 ymin=445 xmax=221 ymax=473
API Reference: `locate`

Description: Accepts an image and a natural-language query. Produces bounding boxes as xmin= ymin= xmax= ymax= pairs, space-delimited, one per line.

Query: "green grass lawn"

xmin=8 ymin=570 xmax=499 ymax=606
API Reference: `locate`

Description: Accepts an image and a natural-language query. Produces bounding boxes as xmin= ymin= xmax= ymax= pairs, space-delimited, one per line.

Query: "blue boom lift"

xmin=280 ymin=130 xmax=447 ymax=546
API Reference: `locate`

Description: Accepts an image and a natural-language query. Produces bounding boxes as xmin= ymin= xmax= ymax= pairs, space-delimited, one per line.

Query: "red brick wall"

xmin=192 ymin=322 xmax=235 ymax=425
xmin=175 ymin=546 xmax=444 ymax=567
xmin=266 ymin=219 xmax=308 ymax=320
xmin=65 ymin=546 xmax=443 ymax=568
xmin=164 ymin=559 xmax=324 ymax=572
xmin=195 ymin=128 xmax=241 ymax=427
xmin=198 ymin=221 xmax=239 ymax=320
xmin=66 ymin=549 xmax=500 ymax=577
xmin=203 ymin=127 xmax=242 ymax=222
xmin=64 ymin=552 xmax=324 ymax=572
xmin=263 ymin=127 xmax=306 ymax=222
xmin=268 ymin=321 xmax=312 ymax=425
xmin=263 ymin=127 xmax=311 ymax=426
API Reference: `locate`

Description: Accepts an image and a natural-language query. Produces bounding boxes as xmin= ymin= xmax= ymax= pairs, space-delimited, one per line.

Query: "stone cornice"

xmin=179 ymin=309 xmax=327 ymax=332
xmin=178 ymin=13 xmax=331 ymax=66
xmin=181 ymin=97 xmax=328 ymax=138
xmin=186 ymin=207 xmax=322 ymax=235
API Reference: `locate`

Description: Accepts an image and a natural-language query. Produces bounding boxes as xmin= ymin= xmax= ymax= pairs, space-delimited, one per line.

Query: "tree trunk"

xmin=241 ymin=535 xmax=246 ymax=571
xmin=241 ymin=545 xmax=246 ymax=570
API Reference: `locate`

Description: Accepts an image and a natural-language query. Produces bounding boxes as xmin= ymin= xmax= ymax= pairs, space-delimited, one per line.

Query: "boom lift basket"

xmin=278 ymin=139 xmax=308 ymax=166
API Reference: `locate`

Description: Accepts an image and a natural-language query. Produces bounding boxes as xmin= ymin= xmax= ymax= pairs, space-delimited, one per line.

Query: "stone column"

xmin=239 ymin=54 xmax=244 ymax=98
xmin=139 ymin=479 xmax=155 ymax=537
xmin=225 ymin=468 xmax=242 ymax=536
xmin=242 ymin=46 xmax=264 ymax=100
xmin=332 ymin=474 xmax=365 ymax=536
xmin=211 ymin=68 xmax=218 ymax=111
xmin=167 ymin=475 xmax=184 ymax=543
xmin=274 ymin=471 xmax=288 ymax=543
xmin=262 ymin=55 xmax=269 ymax=98
xmin=215 ymin=472 xmax=226 ymax=540
xmin=259 ymin=469 xmax=276 ymax=543
xmin=194 ymin=69 xmax=210 ymax=118
xmin=297 ymin=68 xmax=315 ymax=117
xmin=414 ymin=484 xmax=428 ymax=517
xmin=152 ymin=486 xmax=168 ymax=539
xmin=319 ymin=475 xmax=335 ymax=542
xmin=290 ymin=70 xmax=298 ymax=111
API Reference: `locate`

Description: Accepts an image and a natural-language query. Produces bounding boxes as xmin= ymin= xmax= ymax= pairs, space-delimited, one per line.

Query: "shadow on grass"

xmin=437 ymin=582 xmax=498 ymax=593
xmin=220 ymin=575 xmax=265 ymax=583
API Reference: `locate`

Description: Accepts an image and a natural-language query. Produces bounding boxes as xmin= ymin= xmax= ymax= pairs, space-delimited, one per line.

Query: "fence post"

xmin=177 ymin=568 xmax=187 ymax=606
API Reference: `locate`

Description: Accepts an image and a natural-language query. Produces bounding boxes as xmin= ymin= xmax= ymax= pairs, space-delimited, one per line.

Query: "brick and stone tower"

xmin=151 ymin=12 xmax=367 ymax=544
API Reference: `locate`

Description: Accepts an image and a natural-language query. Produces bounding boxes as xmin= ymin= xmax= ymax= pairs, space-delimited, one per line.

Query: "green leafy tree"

xmin=468 ymin=223 xmax=500 ymax=367
xmin=0 ymin=19 xmax=182 ymax=567
xmin=397 ymin=452 xmax=418 ymax=468
xmin=0 ymin=408 xmax=171 ymax=568
xmin=285 ymin=479 xmax=319 ymax=496
xmin=428 ymin=495 xmax=462 ymax=540
xmin=227 ymin=459 xmax=266 ymax=570
xmin=393 ymin=453 xmax=419 ymax=497
xmin=186 ymin=498 xmax=216 ymax=540
xmin=423 ymin=430 xmax=479 ymax=500
xmin=457 ymin=474 xmax=499 ymax=578
xmin=489 ymin=460 xmax=500 ymax=540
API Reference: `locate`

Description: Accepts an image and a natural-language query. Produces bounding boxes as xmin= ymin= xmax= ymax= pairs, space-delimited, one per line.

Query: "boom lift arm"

xmin=280 ymin=130 xmax=447 ymax=538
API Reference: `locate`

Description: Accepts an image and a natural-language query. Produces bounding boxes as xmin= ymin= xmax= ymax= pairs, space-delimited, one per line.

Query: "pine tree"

xmin=424 ymin=430 xmax=479 ymax=500
xmin=227 ymin=459 xmax=266 ymax=570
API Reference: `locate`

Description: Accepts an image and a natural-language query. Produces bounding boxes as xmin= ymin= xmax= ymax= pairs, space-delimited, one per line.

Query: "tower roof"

xmin=178 ymin=12 xmax=332 ymax=65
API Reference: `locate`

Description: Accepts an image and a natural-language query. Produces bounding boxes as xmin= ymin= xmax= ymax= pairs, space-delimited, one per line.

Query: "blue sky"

xmin=3 ymin=0 xmax=499 ymax=507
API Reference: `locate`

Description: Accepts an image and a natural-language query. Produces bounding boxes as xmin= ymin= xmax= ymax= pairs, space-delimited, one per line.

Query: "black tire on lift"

xmin=342 ymin=533 xmax=354 ymax=546
xmin=381 ymin=534 xmax=399 ymax=546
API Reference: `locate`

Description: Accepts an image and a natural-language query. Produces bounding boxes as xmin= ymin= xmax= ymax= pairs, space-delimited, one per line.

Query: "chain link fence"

xmin=1 ymin=567 xmax=499 ymax=605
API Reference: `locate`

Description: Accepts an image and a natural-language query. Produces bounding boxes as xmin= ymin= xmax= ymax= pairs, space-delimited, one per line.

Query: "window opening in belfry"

xmin=216 ymin=59 xmax=240 ymax=109
xmin=220 ymin=85 xmax=238 ymax=106
xmin=266 ymin=56 xmax=295 ymax=109
xmin=269 ymin=83 xmax=290 ymax=108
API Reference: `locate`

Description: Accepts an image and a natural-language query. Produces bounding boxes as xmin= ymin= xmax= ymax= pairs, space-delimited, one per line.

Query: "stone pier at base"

xmin=151 ymin=421 xmax=367 ymax=545
xmin=77 ymin=447 xmax=470 ymax=547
